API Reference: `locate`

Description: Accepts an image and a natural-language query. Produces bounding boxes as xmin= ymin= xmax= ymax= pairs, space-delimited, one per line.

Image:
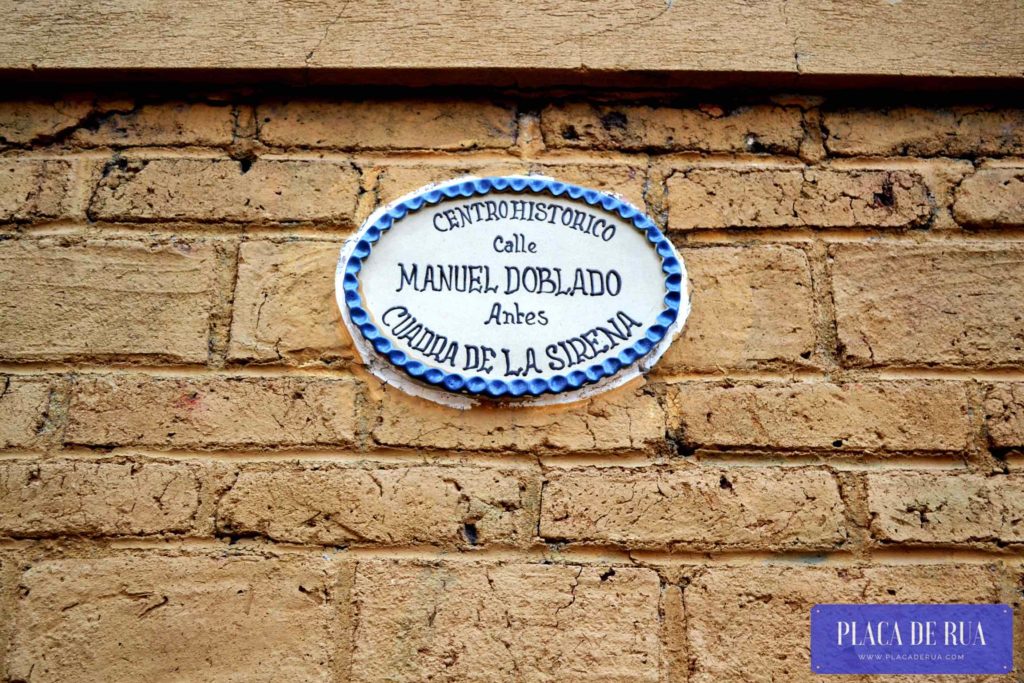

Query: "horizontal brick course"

xmin=228 ymin=240 xmax=352 ymax=364
xmin=832 ymin=243 xmax=1024 ymax=368
xmin=666 ymin=167 xmax=931 ymax=229
xmin=541 ymin=466 xmax=845 ymax=550
xmin=7 ymin=555 xmax=343 ymax=683
xmin=370 ymin=160 xmax=648 ymax=211
xmin=686 ymin=565 xmax=1001 ymax=683
xmin=541 ymin=103 xmax=804 ymax=153
xmin=667 ymin=381 xmax=971 ymax=453
xmin=953 ymin=167 xmax=1024 ymax=228
xmin=660 ymin=245 xmax=816 ymax=372
xmin=88 ymin=157 xmax=361 ymax=224
xmin=529 ymin=162 xmax=649 ymax=210
xmin=258 ymin=100 xmax=515 ymax=150
xmin=371 ymin=160 xmax=529 ymax=207
xmin=351 ymin=561 xmax=662 ymax=682
xmin=823 ymin=107 xmax=1024 ymax=157
xmin=0 ymin=459 xmax=201 ymax=537
xmin=0 ymin=100 xmax=236 ymax=147
xmin=66 ymin=375 xmax=364 ymax=449
xmin=0 ymin=238 xmax=222 ymax=363
xmin=374 ymin=384 xmax=664 ymax=453
xmin=218 ymin=464 xmax=539 ymax=546
xmin=0 ymin=98 xmax=94 ymax=145
xmin=868 ymin=471 xmax=1024 ymax=545
xmin=72 ymin=102 xmax=236 ymax=147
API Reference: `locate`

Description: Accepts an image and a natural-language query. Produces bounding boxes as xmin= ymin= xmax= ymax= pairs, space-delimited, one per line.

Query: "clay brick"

xmin=0 ymin=460 xmax=200 ymax=537
xmin=0 ymin=377 xmax=56 ymax=449
xmin=832 ymin=244 xmax=1024 ymax=368
xmin=983 ymin=384 xmax=1024 ymax=450
xmin=542 ymin=103 xmax=804 ymax=153
xmin=953 ymin=168 xmax=1024 ymax=228
xmin=0 ymin=552 xmax=16 ymax=682
xmin=0 ymin=98 xmax=93 ymax=145
xmin=534 ymin=162 xmax=648 ymax=210
xmin=686 ymin=565 xmax=1000 ymax=683
xmin=372 ymin=161 xmax=647 ymax=212
xmin=868 ymin=472 xmax=1024 ymax=545
xmin=7 ymin=555 xmax=343 ymax=683
xmin=89 ymin=157 xmax=360 ymax=224
xmin=660 ymin=245 xmax=815 ymax=372
xmin=351 ymin=561 xmax=662 ymax=682
xmin=66 ymin=375 xmax=363 ymax=449
xmin=373 ymin=385 xmax=664 ymax=453
xmin=0 ymin=158 xmax=74 ymax=221
xmin=0 ymin=238 xmax=221 ymax=363
xmin=372 ymin=160 xmax=529 ymax=207
xmin=219 ymin=464 xmax=539 ymax=546
xmin=71 ymin=102 xmax=236 ymax=147
xmin=228 ymin=240 xmax=352 ymax=364
xmin=668 ymin=381 xmax=971 ymax=453
xmin=824 ymin=107 xmax=1024 ymax=157
xmin=258 ymin=100 xmax=515 ymax=150
xmin=541 ymin=466 xmax=845 ymax=550
xmin=666 ymin=167 xmax=931 ymax=229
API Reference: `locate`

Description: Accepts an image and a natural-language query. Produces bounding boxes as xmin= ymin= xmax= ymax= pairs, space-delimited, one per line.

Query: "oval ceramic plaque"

xmin=337 ymin=176 xmax=689 ymax=406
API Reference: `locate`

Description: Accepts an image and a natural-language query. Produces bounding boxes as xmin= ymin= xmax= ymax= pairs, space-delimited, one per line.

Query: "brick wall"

xmin=0 ymin=93 xmax=1022 ymax=682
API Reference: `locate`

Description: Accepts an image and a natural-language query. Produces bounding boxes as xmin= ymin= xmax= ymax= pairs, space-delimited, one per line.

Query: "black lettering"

xmin=546 ymin=344 xmax=565 ymax=371
xmin=396 ymin=263 xmax=417 ymax=292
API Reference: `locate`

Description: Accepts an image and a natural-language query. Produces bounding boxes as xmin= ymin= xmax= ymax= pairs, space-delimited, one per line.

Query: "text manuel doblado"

xmin=380 ymin=198 xmax=648 ymax=378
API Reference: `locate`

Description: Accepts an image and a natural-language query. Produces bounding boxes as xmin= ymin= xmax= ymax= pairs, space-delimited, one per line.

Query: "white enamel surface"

xmin=337 ymin=176 xmax=690 ymax=408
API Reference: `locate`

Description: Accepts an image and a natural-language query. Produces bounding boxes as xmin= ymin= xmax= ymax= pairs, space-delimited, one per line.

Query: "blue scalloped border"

xmin=341 ymin=176 xmax=683 ymax=398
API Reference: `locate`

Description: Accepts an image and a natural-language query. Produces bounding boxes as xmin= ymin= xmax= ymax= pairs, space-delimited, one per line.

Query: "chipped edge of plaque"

xmin=336 ymin=175 xmax=690 ymax=409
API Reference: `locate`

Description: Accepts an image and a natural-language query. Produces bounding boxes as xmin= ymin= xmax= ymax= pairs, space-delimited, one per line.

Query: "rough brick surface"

xmin=984 ymin=384 xmax=1024 ymax=450
xmin=0 ymin=377 xmax=57 ymax=449
xmin=832 ymin=243 xmax=1024 ymax=368
xmin=531 ymin=163 xmax=649 ymax=210
xmin=4 ymin=93 xmax=1024 ymax=681
xmin=0 ymin=238 xmax=221 ymax=362
xmin=7 ymin=555 xmax=343 ymax=683
xmin=89 ymin=157 xmax=360 ymax=224
xmin=219 ymin=464 xmax=539 ymax=546
xmin=0 ymin=158 xmax=75 ymax=221
xmin=67 ymin=375 xmax=363 ymax=448
xmin=374 ymin=384 xmax=663 ymax=452
xmin=371 ymin=160 xmax=648 ymax=211
xmin=824 ymin=107 xmax=1024 ymax=157
xmin=542 ymin=103 xmax=804 ymax=153
xmin=953 ymin=168 xmax=1024 ymax=228
xmin=0 ymin=98 xmax=94 ymax=145
xmin=258 ymin=100 xmax=515 ymax=150
xmin=0 ymin=460 xmax=200 ymax=537
xmin=72 ymin=102 xmax=236 ymax=147
xmin=661 ymin=245 xmax=815 ymax=372
xmin=0 ymin=552 xmax=16 ymax=682
xmin=686 ymin=565 xmax=1001 ymax=683
xmin=541 ymin=466 xmax=845 ymax=550
xmin=372 ymin=160 xmax=529 ymax=206
xmin=351 ymin=561 xmax=662 ymax=682
xmin=668 ymin=381 xmax=971 ymax=453
xmin=229 ymin=240 xmax=352 ymax=364
xmin=868 ymin=472 xmax=1024 ymax=545
xmin=666 ymin=168 xmax=931 ymax=229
